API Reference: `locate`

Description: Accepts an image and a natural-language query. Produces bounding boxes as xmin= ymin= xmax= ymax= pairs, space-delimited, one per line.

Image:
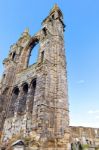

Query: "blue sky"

xmin=0 ymin=0 xmax=99 ymax=127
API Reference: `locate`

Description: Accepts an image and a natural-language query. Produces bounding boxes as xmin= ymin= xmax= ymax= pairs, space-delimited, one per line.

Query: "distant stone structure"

xmin=0 ymin=4 xmax=99 ymax=150
xmin=70 ymin=126 xmax=99 ymax=147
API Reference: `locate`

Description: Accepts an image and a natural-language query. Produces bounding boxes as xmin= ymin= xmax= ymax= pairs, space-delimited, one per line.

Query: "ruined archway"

xmin=18 ymin=82 xmax=28 ymax=115
xmin=7 ymin=86 xmax=19 ymax=118
xmin=27 ymin=37 xmax=39 ymax=67
xmin=26 ymin=78 xmax=37 ymax=114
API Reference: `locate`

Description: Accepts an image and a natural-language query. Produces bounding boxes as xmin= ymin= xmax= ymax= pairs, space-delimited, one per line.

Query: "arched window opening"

xmin=12 ymin=52 xmax=16 ymax=61
xmin=18 ymin=83 xmax=28 ymax=115
xmin=28 ymin=42 xmax=39 ymax=66
xmin=8 ymin=86 xmax=19 ymax=118
xmin=42 ymin=27 xmax=47 ymax=36
xmin=13 ymin=87 xmax=19 ymax=96
xmin=31 ymin=78 xmax=36 ymax=95
xmin=52 ymin=14 xmax=55 ymax=19
xmin=23 ymin=83 xmax=28 ymax=93
xmin=31 ymin=78 xmax=36 ymax=90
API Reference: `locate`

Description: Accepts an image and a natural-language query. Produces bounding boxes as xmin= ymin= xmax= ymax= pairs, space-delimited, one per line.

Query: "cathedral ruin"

xmin=0 ymin=4 xmax=99 ymax=150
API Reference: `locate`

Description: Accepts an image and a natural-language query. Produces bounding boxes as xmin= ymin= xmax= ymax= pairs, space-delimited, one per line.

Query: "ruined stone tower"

xmin=0 ymin=5 xmax=70 ymax=150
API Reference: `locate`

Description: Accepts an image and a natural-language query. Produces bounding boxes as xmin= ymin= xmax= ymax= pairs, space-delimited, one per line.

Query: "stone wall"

xmin=70 ymin=126 xmax=99 ymax=147
xmin=0 ymin=4 xmax=98 ymax=150
xmin=0 ymin=4 xmax=70 ymax=150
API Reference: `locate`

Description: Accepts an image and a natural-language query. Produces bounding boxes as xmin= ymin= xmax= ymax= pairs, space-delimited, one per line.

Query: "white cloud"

xmin=95 ymin=116 xmax=99 ymax=119
xmin=77 ymin=80 xmax=85 ymax=84
xmin=70 ymin=121 xmax=99 ymax=128
xmin=88 ymin=110 xmax=99 ymax=114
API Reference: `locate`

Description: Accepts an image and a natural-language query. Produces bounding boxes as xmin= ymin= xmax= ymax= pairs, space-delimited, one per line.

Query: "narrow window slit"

xmin=12 ymin=52 xmax=16 ymax=61
xmin=43 ymin=27 xmax=47 ymax=36
xmin=41 ymin=51 xmax=44 ymax=63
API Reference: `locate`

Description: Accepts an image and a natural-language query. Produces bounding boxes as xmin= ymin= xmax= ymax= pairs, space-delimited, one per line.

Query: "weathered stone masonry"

xmin=0 ymin=4 xmax=99 ymax=150
xmin=0 ymin=5 xmax=70 ymax=149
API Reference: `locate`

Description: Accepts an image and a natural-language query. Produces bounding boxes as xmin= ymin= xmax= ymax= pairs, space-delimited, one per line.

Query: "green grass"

xmin=82 ymin=144 xmax=89 ymax=149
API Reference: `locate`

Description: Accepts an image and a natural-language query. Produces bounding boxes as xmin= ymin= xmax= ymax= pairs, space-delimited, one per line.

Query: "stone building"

xmin=0 ymin=4 xmax=69 ymax=150
xmin=0 ymin=4 xmax=99 ymax=150
xmin=70 ymin=126 xmax=99 ymax=146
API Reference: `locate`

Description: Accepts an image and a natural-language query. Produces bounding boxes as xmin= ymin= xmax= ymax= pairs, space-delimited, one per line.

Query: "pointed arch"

xmin=27 ymin=37 xmax=39 ymax=67
xmin=27 ymin=78 xmax=37 ymax=113
xmin=18 ymin=82 xmax=28 ymax=115
xmin=7 ymin=86 xmax=19 ymax=118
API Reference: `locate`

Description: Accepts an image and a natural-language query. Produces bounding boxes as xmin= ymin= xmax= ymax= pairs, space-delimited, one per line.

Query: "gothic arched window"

xmin=18 ymin=83 xmax=28 ymax=115
xmin=8 ymin=86 xmax=19 ymax=118
xmin=23 ymin=83 xmax=28 ymax=93
xmin=28 ymin=78 xmax=37 ymax=113
xmin=28 ymin=41 xmax=39 ymax=66
xmin=12 ymin=52 xmax=16 ymax=61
